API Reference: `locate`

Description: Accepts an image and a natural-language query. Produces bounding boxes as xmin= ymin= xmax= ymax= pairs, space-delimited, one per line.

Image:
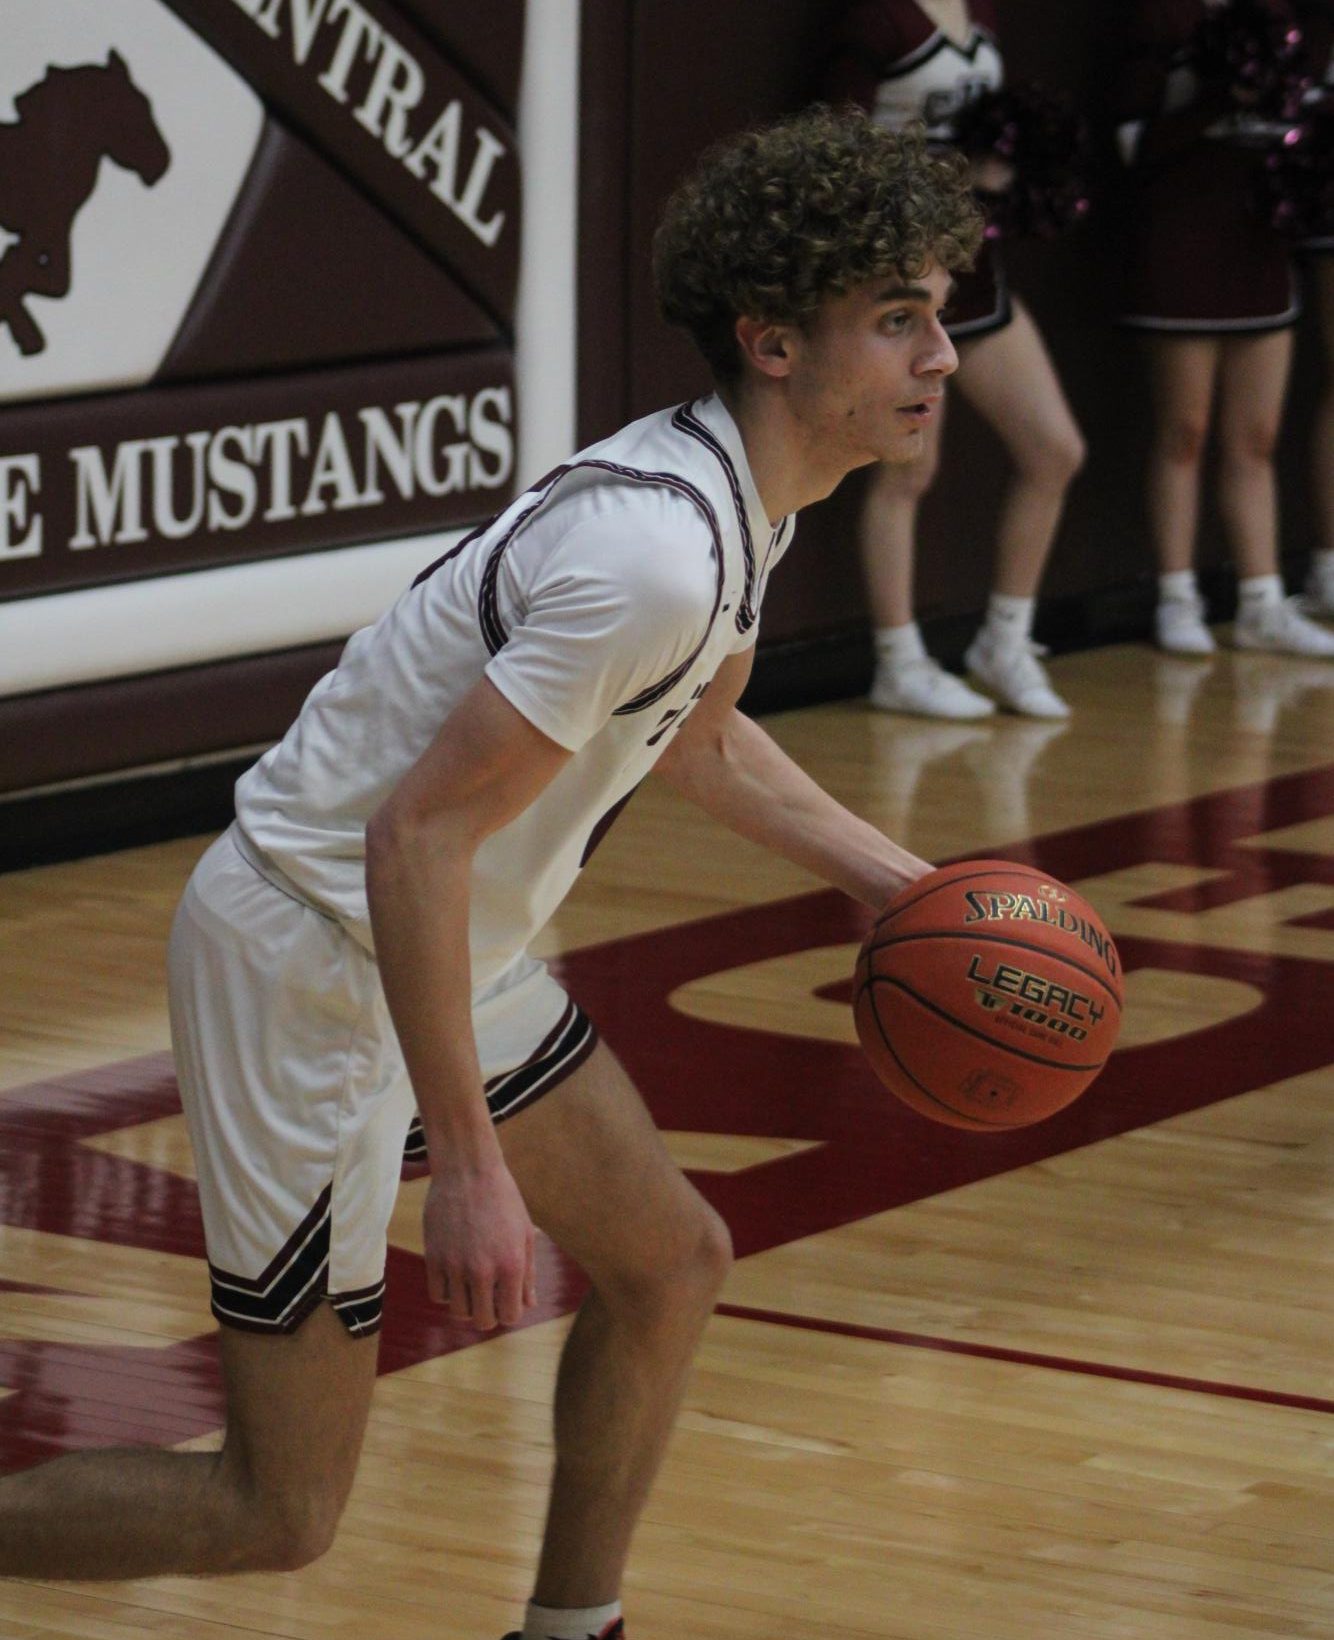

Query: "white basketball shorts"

xmin=167 ymin=828 xmax=596 ymax=1338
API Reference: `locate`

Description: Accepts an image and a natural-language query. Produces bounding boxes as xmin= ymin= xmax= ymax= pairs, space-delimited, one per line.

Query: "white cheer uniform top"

xmin=234 ymin=394 xmax=793 ymax=989
xmin=867 ymin=6 xmax=1003 ymax=142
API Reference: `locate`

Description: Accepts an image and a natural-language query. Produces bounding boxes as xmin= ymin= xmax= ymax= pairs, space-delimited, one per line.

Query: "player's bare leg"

xmin=0 ymin=1299 xmax=377 ymax=1580
xmin=498 ymin=1041 xmax=733 ymax=1609
xmin=954 ymin=297 xmax=1085 ymax=598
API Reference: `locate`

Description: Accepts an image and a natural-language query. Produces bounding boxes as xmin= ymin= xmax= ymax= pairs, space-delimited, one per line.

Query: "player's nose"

xmin=920 ymin=322 xmax=958 ymax=378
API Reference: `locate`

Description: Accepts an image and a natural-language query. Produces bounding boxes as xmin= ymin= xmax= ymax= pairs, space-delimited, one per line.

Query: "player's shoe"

xmin=869 ymin=654 xmax=996 ymax=719
xmin=1154 ymin=593 xmax=1217 ymax=656
xmin=964 ymin=633 xmax=1071 ymax=719
xmin=1233 ymin=598 xmax=1334 ymax=658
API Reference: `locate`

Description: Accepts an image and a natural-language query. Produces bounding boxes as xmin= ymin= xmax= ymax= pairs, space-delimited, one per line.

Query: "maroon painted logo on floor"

xmin=1 ymin=766 xmax=1330 ymax=1469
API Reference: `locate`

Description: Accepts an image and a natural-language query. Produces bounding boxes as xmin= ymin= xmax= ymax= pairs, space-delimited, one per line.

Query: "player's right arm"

xmin=365 ymin=676 xmax=572 ymax=1332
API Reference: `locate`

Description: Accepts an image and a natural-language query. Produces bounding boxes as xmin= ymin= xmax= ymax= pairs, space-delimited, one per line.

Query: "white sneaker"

xmin=1300 ymin=561 xmax=1334 ymax=620
xmin=1155 ymin=593 xmax=1217 ymax=656
xmin=964 ymin=633 xmax=1071 ymax=719
xmin=869 ymin=654 xmax=996 ymax=719
xmin=1233 ymin=597 xmax=1334 ymax=658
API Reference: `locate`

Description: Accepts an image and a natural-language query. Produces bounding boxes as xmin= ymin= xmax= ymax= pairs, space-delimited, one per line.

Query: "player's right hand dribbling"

xmin=422 ymin=1160 xmax=537 ymax=1330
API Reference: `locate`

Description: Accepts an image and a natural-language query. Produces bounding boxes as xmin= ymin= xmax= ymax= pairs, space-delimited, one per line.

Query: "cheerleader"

xmin=827 ymin=0 xmax=1085 ymax=720
xmin=1115 ymin=0 xmax=1334 ymax=657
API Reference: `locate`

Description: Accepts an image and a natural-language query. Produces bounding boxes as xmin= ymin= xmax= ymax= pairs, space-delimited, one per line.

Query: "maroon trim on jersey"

xmin=470 ymin=454 xmax=727 ymax=717
xmin=672 ymin=402 xmax=793 ymax=629
xmin=410 ymin=515 xmax=497 ymax=588
xmin=580 ymin=781 xmax=643 ymax=867
xmin=672 ymin=401 xmax=759 ymax=634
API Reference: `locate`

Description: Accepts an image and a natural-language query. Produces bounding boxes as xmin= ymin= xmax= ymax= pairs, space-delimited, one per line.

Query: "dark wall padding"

xmin=0 ymin=642 xmax=342 ymax=799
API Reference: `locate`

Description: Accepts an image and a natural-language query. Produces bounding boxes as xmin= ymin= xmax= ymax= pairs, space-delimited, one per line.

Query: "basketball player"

xmin=826 ymin=0 xmax=1086 ymax=720
xmin=0 ymin=108 xmax=982 ymax=1640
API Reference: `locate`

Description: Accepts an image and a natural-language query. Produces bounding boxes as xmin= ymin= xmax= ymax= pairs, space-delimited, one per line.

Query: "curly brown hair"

xmin=653 ymin=106 xmax=983 ymax=382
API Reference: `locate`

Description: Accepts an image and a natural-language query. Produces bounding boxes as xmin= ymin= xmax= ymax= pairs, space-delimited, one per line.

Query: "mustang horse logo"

xmin=0 ymin=50 xmax=170 ymax=357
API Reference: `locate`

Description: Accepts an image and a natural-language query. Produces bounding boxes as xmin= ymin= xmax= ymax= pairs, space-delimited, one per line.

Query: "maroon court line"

xmin=715 ymin=1303 xmax=1334 ymax=1416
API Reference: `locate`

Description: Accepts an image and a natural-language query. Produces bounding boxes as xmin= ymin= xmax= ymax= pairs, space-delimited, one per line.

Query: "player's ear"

xmin=734 ymin=315 xmax=795 ymax=380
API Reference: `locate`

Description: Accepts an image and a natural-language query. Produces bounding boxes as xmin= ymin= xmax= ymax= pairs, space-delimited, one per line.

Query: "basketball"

xmin=853 ymin=860 xmax=1123 ymax=1131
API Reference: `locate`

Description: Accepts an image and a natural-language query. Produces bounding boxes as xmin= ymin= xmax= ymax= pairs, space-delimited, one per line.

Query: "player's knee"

xmin=252 ymin=1489 xmax=343 ymax=1573
xmin=697 ymin=1201 xmax=734 ymax=1290
xmin=600 ymin=1198 xmax=732 ymax=1317
xmin=660 ymin=1200 xmax=733 ymax=1305
xmin=214 ymin=1460 xmax=346 ymax=1573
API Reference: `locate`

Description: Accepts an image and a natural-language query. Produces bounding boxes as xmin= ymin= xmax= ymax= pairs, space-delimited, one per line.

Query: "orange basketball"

xmin=853 ymin=860 xmax=1123 ymax=1131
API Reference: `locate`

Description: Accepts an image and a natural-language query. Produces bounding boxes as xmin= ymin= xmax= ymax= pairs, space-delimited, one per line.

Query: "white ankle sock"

xmin=874 ymin=621 xmax=926 ymax=664
xmin=1237 ymin=573 xmax=1284 ymax=612
xmin=523 ymin=1599 xmax=622 ymax=1640
xmin=982 ymin=592 xmax=1035 ymax=647
xmin=1158 ymin=569 xmax=1198 ymax=603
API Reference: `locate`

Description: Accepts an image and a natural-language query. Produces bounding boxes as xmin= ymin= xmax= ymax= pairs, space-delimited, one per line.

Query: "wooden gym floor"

xmin=1 ymin=639 xmax=1331 ymax=1639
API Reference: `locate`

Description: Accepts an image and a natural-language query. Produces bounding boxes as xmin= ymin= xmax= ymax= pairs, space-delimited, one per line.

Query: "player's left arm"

xmin=653 ymin=647 xmax=932 ymax=907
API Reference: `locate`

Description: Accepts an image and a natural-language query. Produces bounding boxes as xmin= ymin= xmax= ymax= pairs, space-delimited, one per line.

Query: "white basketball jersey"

xmin=234 ymin=394 xmax=792 ymax=988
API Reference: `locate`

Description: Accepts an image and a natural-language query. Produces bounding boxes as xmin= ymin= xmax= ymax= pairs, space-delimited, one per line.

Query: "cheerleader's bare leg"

xmin=1214 ymin=327 xmax=1293 ymax=582
xmin=1144 ymin=334 xmax=1220 ymax=577
xmin=953 ymin=296 xmax=1086 ymax=598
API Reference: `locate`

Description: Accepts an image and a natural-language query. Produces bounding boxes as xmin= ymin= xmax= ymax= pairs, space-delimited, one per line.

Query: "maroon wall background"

xmin=578 ymin=0 xmax=1325 ymax=668
xmin=3 ymin=0 xmax=1325 ymax=862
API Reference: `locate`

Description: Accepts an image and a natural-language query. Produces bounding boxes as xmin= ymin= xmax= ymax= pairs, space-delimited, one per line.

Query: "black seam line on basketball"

xmin=865 ymin=976 xmax=1003 ymax=1127
xmin=866 ymin=928 xmax=1122 ymax=1007
xmin=863 ymin=975 xmax=1107 ymax=1073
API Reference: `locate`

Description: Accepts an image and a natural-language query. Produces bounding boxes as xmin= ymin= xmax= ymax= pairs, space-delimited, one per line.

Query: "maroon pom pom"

xmin=952 ymin=83 xmax=1092 ymax=240
xmin=1196 ymin=0 xmax=1312 ymax=119
xmin=1258 ymin=94 xmax=1334 ymax=238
